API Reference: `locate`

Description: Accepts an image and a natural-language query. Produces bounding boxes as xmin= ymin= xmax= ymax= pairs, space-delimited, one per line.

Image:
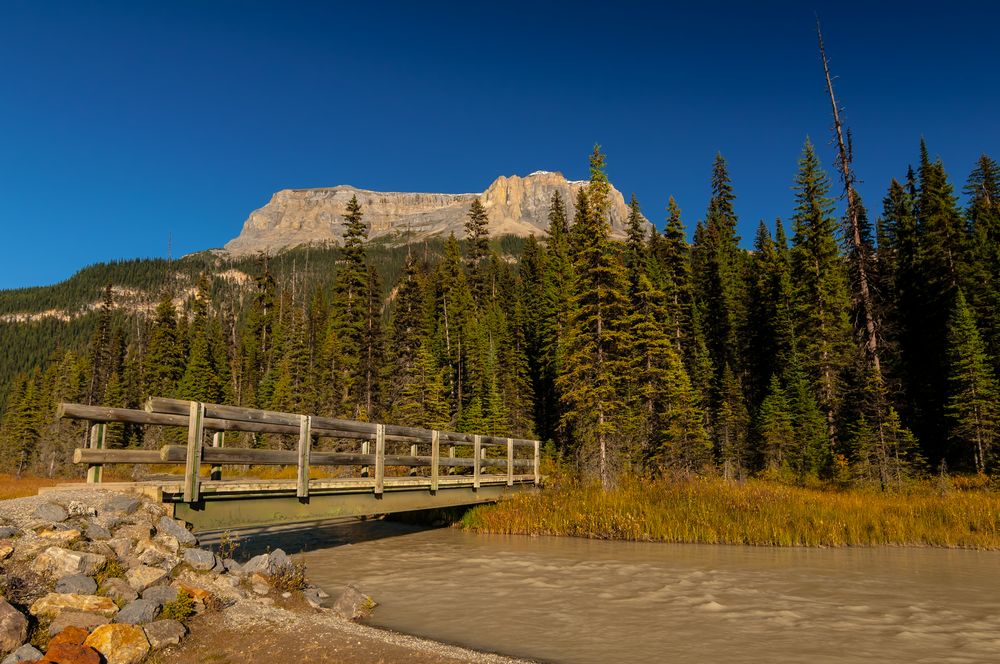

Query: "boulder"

xmin=242 ymin=548 xmax=292 ymax=576
xmin=102 ymin=496 xmax=140 ymax=516
xmin=33 ymin=503 xmax=68 ymax=523
xmin=0 ymin=598 xmax=28 ymax=656
xmin=30 ymin=594 xmax=118 ymax=619
xmin=182 ymin=548 xmax=216 ymax=572
xmin=55 ymin=576 xmax=97 ymax=596
xmin=84 ymin=523 xmax=111 ymax=541
xmin=139 ymin=587 xmax=177 ymax=607
xmin=141 ymin=620 xmax=185 ymax=650
xmin=331 ymin=585 xmax=377 ymax=621
xmin=83 ymin=624 xmax=149 ymax=664
xmin=113 ymin=600 xmax=158 ymax=626
xmin=99 ymin=579 xmax=137 ymax=605
xmin=48 ymin=612 xmax=110 ymax=638
xmin=111 ymin=525 xmax=150 ymax=546
xmin=124 ymin=566 xmax=166 ymax=593
xmin=47 ymin=625 xmax=89 ymax=647
xmin=170 ymin=582 xmax=211 ymax=604
xmin=38 ymin=641 xmax=101 ymax=664
xmin=0 ymin=644 xmax=42 ymax=664
xmin=31 ymin=547 xmax=106 ymax=579
xmin=155 ymin=517 xmax=196 ymax=547
xmin=222 ymin=558 xmax=242 ymax=574
xmin=151 ymin=535 xmax=179 ymax=554
xmin=302 ymin=587 xmax=325 ymax=609
xmin=0 ymin=527 xmax=17 ymax=539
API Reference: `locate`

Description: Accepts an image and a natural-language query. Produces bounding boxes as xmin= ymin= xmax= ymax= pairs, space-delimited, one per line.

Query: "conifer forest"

xmin=2 ymin=139 xmax=998 ymax=491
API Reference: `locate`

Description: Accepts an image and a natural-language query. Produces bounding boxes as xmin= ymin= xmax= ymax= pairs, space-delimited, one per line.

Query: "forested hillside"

xmin=1 ymin=143 xmax=997 ymax=487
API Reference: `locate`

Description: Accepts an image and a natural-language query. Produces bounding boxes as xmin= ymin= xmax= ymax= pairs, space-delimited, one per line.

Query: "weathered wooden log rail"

xmin=58 ymin=398 xmax=542 ymax=507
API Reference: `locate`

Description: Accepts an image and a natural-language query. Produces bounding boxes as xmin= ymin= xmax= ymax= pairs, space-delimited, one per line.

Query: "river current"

xmin=243 ymin=520 xmax=1000 ymax=663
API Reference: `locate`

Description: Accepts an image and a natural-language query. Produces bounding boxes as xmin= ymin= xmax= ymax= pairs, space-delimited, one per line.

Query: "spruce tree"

xmin=945 ymin=290 xmax=999 ymax=473
xmin=965 ymin=154 xmax=1000 ymax=376
xmin=465 ymin=198 xmax=491 ymax=301
xmin=789 ymin=138 xmax=852 ymax=455
xmin=143 ymin=293 xmax=184 ymax=399
xmin=558 ymin=146 xmax=632 ymax=487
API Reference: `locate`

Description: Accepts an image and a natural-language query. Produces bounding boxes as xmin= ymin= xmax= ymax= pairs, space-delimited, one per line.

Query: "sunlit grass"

xmin=0 ymin=474 xmax=82 ymax=500
xmin=461 ymin=475 xmax=1000 ymax=549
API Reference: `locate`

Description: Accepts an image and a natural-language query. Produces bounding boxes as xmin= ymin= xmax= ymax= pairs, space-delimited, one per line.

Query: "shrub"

xmin=160 ymin=590 xmax=196 ymax=620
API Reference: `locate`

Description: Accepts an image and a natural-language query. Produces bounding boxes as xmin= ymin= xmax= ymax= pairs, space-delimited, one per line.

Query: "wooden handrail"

xmin=59 ymin=398 xmax=542 ymax=500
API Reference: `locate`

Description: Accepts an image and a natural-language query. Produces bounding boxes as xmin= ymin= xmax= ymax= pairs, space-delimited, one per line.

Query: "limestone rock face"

xmin=224 ymin=171 xmax=646 ymax=255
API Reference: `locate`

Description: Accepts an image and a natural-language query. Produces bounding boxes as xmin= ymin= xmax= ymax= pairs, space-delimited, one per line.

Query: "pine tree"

xmin=143 ymin=293 xmax=184 ymax=399
xmin=945 ymin=290 xmax=999 ymax=473
xmin=965 ymin=154 xmax=1000 ymax=376
xmin=757 ymin=375 xmax=796 ymax=478
xmin=558 ymin=146 xmax=632 ymax=487
xmin=177 ymin=274 xmax=225 ymax=403
xmin=789 ymin=138 xmax=852 ymax=455
xmin=538 ymin=192 xmax=574 ymax=444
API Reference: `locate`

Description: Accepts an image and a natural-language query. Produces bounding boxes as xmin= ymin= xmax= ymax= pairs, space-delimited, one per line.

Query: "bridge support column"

xmin=507 ymin=437 xmax=514 ymax=487
xmin=473 ymin=435 xmax=481 ymax=490
xmin=297 ymin=415 xmax=311 ymax=499
xmin=374 ymin=424 xmax=385 ymax=496
xmin=430 ymin=430 xmax=440 ymax=492
xmin=183 ymin=401 xmax=204 ymax=503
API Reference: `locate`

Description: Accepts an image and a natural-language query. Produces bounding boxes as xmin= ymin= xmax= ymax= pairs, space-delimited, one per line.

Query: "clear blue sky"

xmin=1 ymin=1 xmax=997 ymax=289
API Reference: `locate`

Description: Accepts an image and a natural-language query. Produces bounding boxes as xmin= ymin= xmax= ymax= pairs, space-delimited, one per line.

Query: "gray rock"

xmin=155 ymin=517 xmax=196 ymax=547
xmin=268 ymin=548 xmax=292 ymax=571
xmin=182 ymin=548 xmax=217 ymax=571
xmin=331 ymin=585 xmax=377 ymax=621
xmin=0 ymin=644 xmax=42 ymax=664
xmin=30 ymin=546 xmax=106 ymax=579
xmin=0 ymin=527 xmax=17 ymax=539
xmin=48 ymin=611 xmax=110 ymax=637
xmin=222 ymin=558 xmax=242 ymax=574
xmin=140 ymin=586 xmax=178 ymax=607
xmin=33 ymin=503 xmax=68 ymax=523
xmin=106 ymin=537 xmax=131 ymax=559
xmin=0 ymin=597 xmax=28 ymax=657
xmin=142 ymin=619 xmax=186 ymax=649
xmin=242 ymin=548 xmax=293 ymax=576
xmin=100 ymin=578 xmax=138 ymax=605
xmin=125 ymin=564 xmax=168 ymax=592
xmin=85 ymin=523 xmax=112 ymax=541
xmin=114 ymin=599 xmax=159 ymax=625
xmin=55 ymin=574 xmax=98 ymax=595
xmin=103 ymin=494 xmax=141 ymax=516
xmin=302 ymin=588 xmax=325 ymax=609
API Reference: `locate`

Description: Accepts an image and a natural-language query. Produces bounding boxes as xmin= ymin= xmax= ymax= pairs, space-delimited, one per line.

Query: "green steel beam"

xmin=171 ymin=483 xmax=534 ymax=531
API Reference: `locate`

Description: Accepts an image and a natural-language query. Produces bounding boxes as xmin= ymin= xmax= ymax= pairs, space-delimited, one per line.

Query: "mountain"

xmin=224 ymin=170 xmax=643 ymax=255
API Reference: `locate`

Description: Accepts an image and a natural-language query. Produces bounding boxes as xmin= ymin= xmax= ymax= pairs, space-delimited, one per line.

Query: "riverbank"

xmin=0 ymin=489 xmax=532 ymax=664
xmin=461 ymin=476 xmax=1000 ymax=548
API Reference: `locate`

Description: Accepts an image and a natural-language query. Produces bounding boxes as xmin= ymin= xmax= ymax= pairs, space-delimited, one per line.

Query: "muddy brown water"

xmin=231 ymin=520 xmax=1000 ymax=663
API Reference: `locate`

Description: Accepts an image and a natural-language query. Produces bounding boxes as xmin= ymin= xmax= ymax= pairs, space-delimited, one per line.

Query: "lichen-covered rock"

xmin=0 ymin=643 xmax=42 ymax=664
xmin=31 ymin=547 xmax=106 ymax=579
xmin=83 ymin=624 xmax=149 ymax=664
xmin=66 ymin=501 xmax=97 ymax=519
xmin=124 ymin=565 xmax=166 ymax=592
xmin=154 ymin=517 xmax=196 ymax=547
xmin=35 ymin=529 xmax=81 ymax=545
xmin=33 ymin=503 xmax=68 ymax=523
xmin=55 ymin=575 xmax=97 ymax=596
xmin=141 ymin=620 xmax=185 ymax=649
xmin=99 ymin=579 xmax=137 ymax=605
xmin=331 ymin=585 xmax=377 ymax=621
xmin=0 ymin=598 xmax=28 ymax=657
xmin=151 ymin=534 xmax=179 ymax=554
xmin=113 ymin=599 xmax=158 ymax=626
xmin=105 ymin=538 xmax=130 ymax=560
xmin=112 ymin=525 xmax=150 ymax=546
xmin=182 ymin=548 xmax=217 ymax=571
xmin=48 ymin=612 xmax=110 ymax=638
xmin=30 ymin=594 xmax=119 ymax=619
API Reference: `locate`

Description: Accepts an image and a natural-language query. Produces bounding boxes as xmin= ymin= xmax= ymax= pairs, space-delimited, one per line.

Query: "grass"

xmin=0 ymin=474 xmax=81 ymax=500
xmin=461 ymin=475 xmax=1000 ymax=549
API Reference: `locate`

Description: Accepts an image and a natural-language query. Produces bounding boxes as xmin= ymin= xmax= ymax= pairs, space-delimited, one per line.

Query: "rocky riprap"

xmin=0 ymin=490 xmax=374 ymax=664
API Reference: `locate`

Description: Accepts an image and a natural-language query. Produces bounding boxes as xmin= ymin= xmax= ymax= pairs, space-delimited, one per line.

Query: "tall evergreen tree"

xmin=465 ymin=198 xmax=491 ymax=301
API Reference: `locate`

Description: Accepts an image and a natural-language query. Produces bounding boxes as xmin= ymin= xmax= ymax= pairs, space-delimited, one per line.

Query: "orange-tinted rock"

xmin=38 ymin=642 xmax=101 ymax=664
xmin=47 ymin=626 xmax=88 ymax=647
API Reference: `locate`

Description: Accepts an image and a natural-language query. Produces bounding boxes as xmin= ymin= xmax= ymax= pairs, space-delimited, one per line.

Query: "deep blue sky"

xmin=1 ymin=1 xmax=997 ymax=290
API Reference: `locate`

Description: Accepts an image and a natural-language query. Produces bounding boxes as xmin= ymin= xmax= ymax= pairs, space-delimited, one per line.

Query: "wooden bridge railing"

xmin=58 ymin=398 xmax=542 ymax=503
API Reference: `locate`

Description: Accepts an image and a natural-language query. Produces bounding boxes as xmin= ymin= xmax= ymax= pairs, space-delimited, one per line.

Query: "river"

xmin=241 ymin=520 xmax=1000 ymax=663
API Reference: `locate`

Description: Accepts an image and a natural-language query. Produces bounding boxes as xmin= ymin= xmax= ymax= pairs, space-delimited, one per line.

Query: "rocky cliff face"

xmin=223 ymin=171 xmax=642 ymax=255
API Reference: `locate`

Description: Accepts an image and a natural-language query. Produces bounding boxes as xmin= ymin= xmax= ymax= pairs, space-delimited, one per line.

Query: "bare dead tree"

xmin=816 ymin=19 xmax=882 ymax=378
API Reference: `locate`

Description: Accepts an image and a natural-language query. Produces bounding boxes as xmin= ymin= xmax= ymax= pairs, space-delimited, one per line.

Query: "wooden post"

xmin=430 ymin=430 xmax=440 ymax=492
xmin=533 ymin=440 xmax=540 ymax=485
xmin=448 ymin=445 xmax=455 ymax=475
xmin=86 ymin=422 xmax=106 ymax=484
xmin=374 ymin=424 xmax=385 ymax=496
xmin=361 ymin=440 xmax=370 ymax=477
xmin=507 ymin=437 xmax=514 ymax=487
xmin=473 ymin=435 xmax=481 ymax=490
xmin=297 ymin=415 xmax=311 ymax=499
xmin=210 ymin=431 xmax=224 ymax=481
xmin=183 ymin=401 xmax=204 ymax=503
xmin=409 ymin=443 xmax=419 ymax=476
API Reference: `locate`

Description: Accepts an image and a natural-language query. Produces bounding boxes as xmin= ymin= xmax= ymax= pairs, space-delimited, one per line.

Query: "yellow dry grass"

xmin=461 ymin=475 xmax=1000 ymax=549
xmin=0 ymin=474 xmax=83 ymax=500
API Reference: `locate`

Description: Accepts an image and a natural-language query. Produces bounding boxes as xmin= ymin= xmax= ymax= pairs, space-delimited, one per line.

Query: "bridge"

xmin=56 ymin=398 xmax=541 ymax=532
